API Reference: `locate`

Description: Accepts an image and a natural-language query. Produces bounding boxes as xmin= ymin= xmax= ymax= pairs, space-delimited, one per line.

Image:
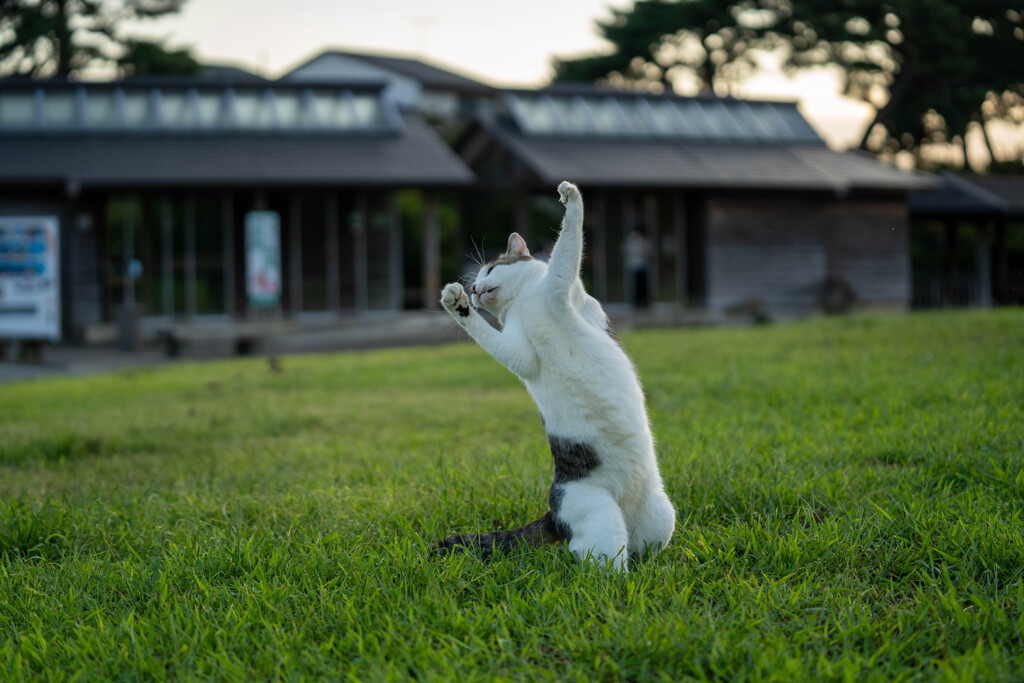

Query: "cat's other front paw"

xmin=557 ymin=181 xmax=581 ymax=206
xmin=440 ymin=282 xmax=471 ymax=318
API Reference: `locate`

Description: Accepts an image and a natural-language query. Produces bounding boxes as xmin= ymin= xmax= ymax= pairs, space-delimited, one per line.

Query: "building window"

xmin=196 ymin=91 xmax=225 ymax=127
xmin=351 ymin=94 xmax=381 ymax=126
xmin=274 ymin=91 xmax=304 ymax=126
xmin=85 ymin=91 xmax=118 ymax=126
xmin=313 ymin=90 xmax=352 ymax=128
xmin=0 ymin=91 xmax=35 ymax=126
xmin=160 ymin=90 xmax=191 ymax=127
xmin=233 ymin=89 xmax=274 ymax=127
xmin=43 ymin=91 xmax=77 ymax=126
xmin=123 ymin=91 xmax=154 ymax=126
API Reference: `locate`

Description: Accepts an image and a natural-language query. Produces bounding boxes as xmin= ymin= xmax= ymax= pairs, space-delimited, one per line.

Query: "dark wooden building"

xmin=456 ymin=86 xmax=935 ymax=318
xmin=2 ymin=61 xmax=955 ymax=351
xmin=909 ymin=172 xmax=1024 ymax=308
xmin=0 ymin=77 xmax=473 ymax=345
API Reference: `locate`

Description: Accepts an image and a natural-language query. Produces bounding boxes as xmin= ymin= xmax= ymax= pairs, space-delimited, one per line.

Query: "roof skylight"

xmin=506 ymin=92 xmax=822 ymax=144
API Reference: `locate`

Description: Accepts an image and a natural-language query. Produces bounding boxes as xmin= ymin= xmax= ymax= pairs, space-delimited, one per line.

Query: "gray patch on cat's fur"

xmin=431 ymin=513 xmax=559 ymax=557
xmin=549 ymin=436 xmax=601 ymax=483
xmin=548 ymin=483 xmax=573 ymax=542
xmin=430 ymin=437 xmax=595 ymax=558
xmin=486 ymin=253 xmax=533 ymax=274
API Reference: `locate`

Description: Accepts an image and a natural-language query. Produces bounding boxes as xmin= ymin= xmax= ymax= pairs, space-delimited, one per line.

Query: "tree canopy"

xmin=554 ymin=1 xmax=1024 ymax=167
xmin=0 ymin=0 xmax=201 ymax=78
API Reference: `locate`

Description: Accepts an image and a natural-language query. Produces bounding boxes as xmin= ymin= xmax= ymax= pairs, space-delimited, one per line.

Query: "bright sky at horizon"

xmin=127 ymin=0 xmax=874 ymax=148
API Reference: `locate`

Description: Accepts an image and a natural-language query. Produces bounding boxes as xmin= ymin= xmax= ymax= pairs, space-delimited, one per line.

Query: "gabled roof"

xmin=198 ymin=63 xmax=270 ymax=83
xmin=0 ymin=79 xmax=474 ymax=187
xmin=0 ymin=116 xmax=474 ymax=188
xmin=283 ymin=50 xmax=495 ymax=95
xmin=456 ymin=91 xmax=934 ymax=194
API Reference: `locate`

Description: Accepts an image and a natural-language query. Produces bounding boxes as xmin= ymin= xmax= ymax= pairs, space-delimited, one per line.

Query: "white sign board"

xmin=0 ymin=216 xmax=61 ymax=341
xmin=245 ymin=211 xmax=282 ymax=308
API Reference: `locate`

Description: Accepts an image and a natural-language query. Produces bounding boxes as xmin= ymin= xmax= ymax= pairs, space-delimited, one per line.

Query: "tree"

xmin=118 ymin=38 xmax=201 ymax=76
xmin=554 ymin=0 xmax=772 ymax=95
xmin=554 ymin=1 xmax=1024 ymax=167
xmin=0 ymin=0 xmax=199 ymax=78
xmin=770 ymin=1 xmax=1024 ymax=163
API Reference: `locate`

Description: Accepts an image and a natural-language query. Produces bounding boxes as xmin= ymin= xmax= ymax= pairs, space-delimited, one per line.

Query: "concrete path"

xmin=1 ymin=306 xmax=708 ymax=383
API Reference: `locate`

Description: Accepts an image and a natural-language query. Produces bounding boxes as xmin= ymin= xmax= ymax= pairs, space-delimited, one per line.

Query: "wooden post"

xmin=993 ymin=219 xmax=1008 ymax=305
xmin=160 ymin=198 xmax=174 ymax=317
xmin=674 ymin=193 xmax=688 ymax=305
xmin=353 ymin=192 xmax=369 ymax=312
xmin=944 ymin=220 xmax=959 ymax=305
xmin=117 ymin=198 xmax=139 ymax=351
xmin=388 ymin=190 xmax=404 ymax=310
xmin=325 ymin=192 xmax=341 ymax=312
xmin=592 ymin=192 xmax=608 ymax=302
xmin=184 ymin=195 xmax=196 ymax=318
xmin=123 ymin=200 xmax=135 ymax=312
xmin=644 ymin=193 xmax=659 ymax=302
xmin=222 ymin=194 xmax=236 ymax=316
xmin=289 ymin=193 xmax=303 ymax=313
xmin=622 ymin=192 xmax=633 ymax=304
xmin=422 ymin=190 xmax=440 ymax=310
xmin=976 ymin=222 xmax=991 ymax=308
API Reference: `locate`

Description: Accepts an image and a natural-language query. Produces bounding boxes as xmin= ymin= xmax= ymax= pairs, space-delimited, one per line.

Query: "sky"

xmin=127 ymin=0 xmax=874 ymax=148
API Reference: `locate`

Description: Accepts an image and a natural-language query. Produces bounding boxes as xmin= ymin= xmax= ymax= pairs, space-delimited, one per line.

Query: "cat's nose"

xmin=470 ymin=284 xmax=477 ymax=294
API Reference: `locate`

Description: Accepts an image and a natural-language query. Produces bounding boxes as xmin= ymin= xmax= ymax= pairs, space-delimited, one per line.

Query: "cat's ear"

xmin=506 ymin=232 xmax=530 ymax=258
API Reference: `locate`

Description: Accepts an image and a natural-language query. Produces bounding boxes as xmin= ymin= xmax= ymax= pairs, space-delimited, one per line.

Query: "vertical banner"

xmin=0 ymin=216 xmax=61 ymax=341
xmin=244 ymin=210 xmax=281 ymax=309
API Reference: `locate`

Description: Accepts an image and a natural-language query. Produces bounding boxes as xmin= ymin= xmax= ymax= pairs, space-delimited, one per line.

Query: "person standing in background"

xmin=624 ymin=227 xmax=652 ymax=308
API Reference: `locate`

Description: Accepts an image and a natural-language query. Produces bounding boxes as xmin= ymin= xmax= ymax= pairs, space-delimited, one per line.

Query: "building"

xmin=0 ymin=76 xmax=473 ymax=347
xmin=282 ymin=49 xmax=496 ymax=123
xmin=909 ymin=172 xmax=1024 ymax=308
xmin=454 ymin=85 xmax=935 ymax=318
xmin=1 ymin=51 xmax=947 ymax=351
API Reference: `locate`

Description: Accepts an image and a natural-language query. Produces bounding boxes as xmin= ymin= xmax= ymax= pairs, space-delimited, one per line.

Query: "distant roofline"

xmin=527 ymin=82 xmax=802 ymax=107
xmin=281 ymin=48 xmax=496 ymax=93
xmin=909 ymin=170 xmax=1024 ymax=216
xmin=0 ymin=76 xmax=391 ymax=92
xmin=457 ymin=113 xmax=934 ymax=194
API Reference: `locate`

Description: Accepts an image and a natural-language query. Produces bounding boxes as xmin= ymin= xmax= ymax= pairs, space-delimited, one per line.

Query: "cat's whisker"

xmin=469 ymin=236 xmax=487 ymax=270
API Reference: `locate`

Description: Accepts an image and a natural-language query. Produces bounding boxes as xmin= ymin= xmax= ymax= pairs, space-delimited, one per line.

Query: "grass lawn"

xmin=1 ymin=309 xmax=1022 ymax=681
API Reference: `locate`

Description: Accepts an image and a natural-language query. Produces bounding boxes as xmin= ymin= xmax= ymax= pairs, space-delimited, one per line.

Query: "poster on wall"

xmin=0 ymin=216 xmax=61 ymax=341
xmin=244 ymin=211 xmax=281 ymax=308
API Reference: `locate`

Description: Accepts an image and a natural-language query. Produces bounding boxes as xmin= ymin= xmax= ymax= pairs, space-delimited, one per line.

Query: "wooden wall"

xmin=705 ymin=195 xmax=910 ymax=315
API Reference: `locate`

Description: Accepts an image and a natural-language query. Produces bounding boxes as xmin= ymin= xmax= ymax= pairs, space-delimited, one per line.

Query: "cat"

xmin=432 ymin=181 xmax=675 ymax=572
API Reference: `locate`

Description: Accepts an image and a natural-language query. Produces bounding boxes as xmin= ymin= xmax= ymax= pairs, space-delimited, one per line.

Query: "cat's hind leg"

xmin=553 ymin=481 xmax=629 ymax=572
xmin=627 ymin=486 xmax=676 ymax=559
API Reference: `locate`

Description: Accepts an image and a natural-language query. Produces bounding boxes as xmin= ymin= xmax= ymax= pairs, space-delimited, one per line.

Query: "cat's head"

xmin=471 ymin=232 xmax=543 ymax=315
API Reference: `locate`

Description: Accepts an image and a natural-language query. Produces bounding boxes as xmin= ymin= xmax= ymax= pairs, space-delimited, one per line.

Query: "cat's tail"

xmin=430 ymin=512 xmax=560 ymax=558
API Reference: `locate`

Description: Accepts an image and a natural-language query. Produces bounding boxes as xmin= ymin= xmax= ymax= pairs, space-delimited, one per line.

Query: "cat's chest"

xmin=508 ymin=301 xmax=568 ymax=351
xmin=512 ymin=312 xmax=614 ymax=377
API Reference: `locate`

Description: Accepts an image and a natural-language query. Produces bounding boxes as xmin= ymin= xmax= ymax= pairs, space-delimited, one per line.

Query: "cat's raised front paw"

xmin=557 ymin=181 xmax=580 ymax=206
xmin=440 ymin=282 xmax=471 ymax=318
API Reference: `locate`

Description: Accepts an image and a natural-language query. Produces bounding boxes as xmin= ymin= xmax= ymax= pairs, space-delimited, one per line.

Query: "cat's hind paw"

xmin=557 ymin=181 xmax=580 ymax=206
xmin=441 ymin=282 xmax=471 ymax=318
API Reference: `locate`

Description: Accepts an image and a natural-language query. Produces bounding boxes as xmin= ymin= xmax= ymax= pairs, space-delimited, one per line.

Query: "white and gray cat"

xmin=433 ymin=181 xmax=675 ymax=571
